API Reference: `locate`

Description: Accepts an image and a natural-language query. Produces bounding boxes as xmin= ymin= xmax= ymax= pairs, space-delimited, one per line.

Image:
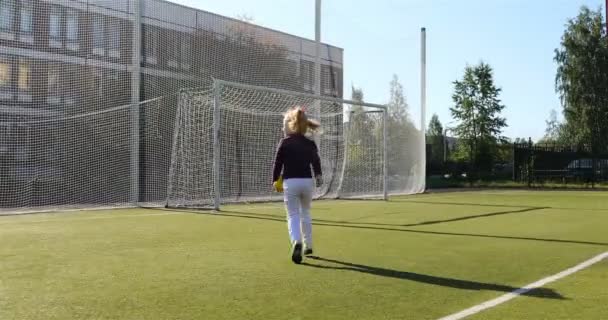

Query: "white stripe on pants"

xmin=283 ymin=178 xmax=314 ymax=247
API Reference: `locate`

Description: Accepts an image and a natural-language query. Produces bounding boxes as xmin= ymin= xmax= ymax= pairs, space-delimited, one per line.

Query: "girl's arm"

xmin=311 ymin=141 xmax=322 ymax=185
xmin=272 ymin=139 xmax=285 ymax=183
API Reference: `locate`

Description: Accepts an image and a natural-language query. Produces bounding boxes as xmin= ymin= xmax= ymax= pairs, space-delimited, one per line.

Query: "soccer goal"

xmin=165 ymin=79 xmax=392 ymax=210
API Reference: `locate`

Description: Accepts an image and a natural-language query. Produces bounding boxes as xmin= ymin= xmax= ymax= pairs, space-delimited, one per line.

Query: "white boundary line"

xmin=0 ymin=211 xmax=188 ymax=225
xmin=437 ymin=251 xmax=608 ymax=320
xmin=0 ymin=204 xmax=287 ymax=224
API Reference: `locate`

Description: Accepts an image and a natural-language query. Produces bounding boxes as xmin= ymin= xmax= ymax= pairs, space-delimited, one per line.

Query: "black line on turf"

xmin=400 ymin=207 xmax=549 ymax=226
xmin=391 ymin=199 xmax=542 ymax=209
xmin=330 ymin=207 xmax=548 ymax=227
xmin=389 ymin=200 xmax=608 ymax=212
xmin=301 ymin=256 xmax=566 ymax=300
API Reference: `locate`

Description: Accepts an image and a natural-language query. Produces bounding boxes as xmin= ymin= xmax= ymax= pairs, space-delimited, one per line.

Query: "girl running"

xmin=272 ymin=107 xmax=323 ymax=264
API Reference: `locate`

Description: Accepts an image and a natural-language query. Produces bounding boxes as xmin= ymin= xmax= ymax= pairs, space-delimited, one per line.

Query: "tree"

xmin=345 ymin=86 xmax=382 ymax=177
xmin=426 ymin=114 xmax=444 ymax=164
xmin=347 ymin=86 xmax=371 ymax=147
xmin=388 ymin=75 xmax=409 ymax=121
xmin=235 ymin=14 xmax=255 ymax=23
xmin=450 ymin=62 xmax=507 ymax=174
xmin=539 ymin=109 xmax=564 ymax=143
xmin=387 ymin=75 xmax=420 ymax=177
xmin=555 ymin=6 xmax=608 ymax=153
xmin=427 ymin=114 xmax=443 ymax=137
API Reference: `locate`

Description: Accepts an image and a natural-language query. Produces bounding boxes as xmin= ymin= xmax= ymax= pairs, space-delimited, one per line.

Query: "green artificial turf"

xmin=1 ymin=190 xmax=606 ymax=319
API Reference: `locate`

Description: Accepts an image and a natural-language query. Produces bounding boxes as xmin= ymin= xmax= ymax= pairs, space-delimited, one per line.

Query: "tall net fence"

xmin=0 ymin=105 xmax=134 ymax=210
xmin=0 ymin=0 xmax=423 ymax=213
xmin=0 ymin=0 xmax=344 ymax=213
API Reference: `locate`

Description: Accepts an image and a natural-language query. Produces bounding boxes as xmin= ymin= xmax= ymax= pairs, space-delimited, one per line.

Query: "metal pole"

xmin=443 ymin=129 xmax=447 ymax=163
xmin=313 ymin=0 xmax=322 ymax=149
xmin=336 ymin=111 xmax=353 ymax=199
xmin=130 ymin=0 xmax=142 ymax=205
xmin=213 ymin=81 xmax=222 ymax=211
xmin=165 ymin=92 xmax=185 ymax=208
xmin=528 ymin=137 xmax=533 ymax=188
xmin=383 ymin=109 xmax=388 ymax=200
xmin=421 ymin=27 xmax=427 ymax=190
xmin=315 ymin=0 xmax=321 ymax=99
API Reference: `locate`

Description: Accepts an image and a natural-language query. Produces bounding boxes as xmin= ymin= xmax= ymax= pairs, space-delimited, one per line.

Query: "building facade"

xmin=0 ymin=0 xmax=343 ymax=117
xmin=0 ymin=0 xmax=344 ymax=209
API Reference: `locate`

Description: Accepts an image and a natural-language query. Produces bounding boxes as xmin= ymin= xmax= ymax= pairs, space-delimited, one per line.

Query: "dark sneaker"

xmin=291 ymin=242 xmax=303 ymax=264
xmin=303 ymin=248 xmax=313 ymax=256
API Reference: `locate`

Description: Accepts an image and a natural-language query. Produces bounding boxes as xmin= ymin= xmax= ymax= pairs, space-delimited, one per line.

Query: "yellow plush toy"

xmin=273 ymin=176 xmax=284 ymax=193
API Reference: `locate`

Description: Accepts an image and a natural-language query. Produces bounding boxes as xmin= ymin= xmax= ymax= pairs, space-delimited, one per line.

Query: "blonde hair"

xmin=283 ymin=106 xmax=320 ymax=136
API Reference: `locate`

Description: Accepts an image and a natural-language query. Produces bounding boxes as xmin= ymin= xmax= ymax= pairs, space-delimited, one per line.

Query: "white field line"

xmin=0 ymin=204 xmax=286 ymax=225
xmin=0 ymin=211 xmax=189 ymax=225
xmin=437 ymin=251 xmax=608 ymax=320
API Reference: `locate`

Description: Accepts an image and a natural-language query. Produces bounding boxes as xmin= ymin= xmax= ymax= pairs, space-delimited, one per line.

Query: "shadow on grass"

xmin=390 ymin=199 xmax=537 ymax=209
xmin=302 ymin=256 xmax=565 ymax=300
xmin=149 ymin=208 xmax=608 ymax=247
xmin=341 ymin=207 xmax=548 ymax=227
xmin=391 ymin=199 xmax=608 ymax=212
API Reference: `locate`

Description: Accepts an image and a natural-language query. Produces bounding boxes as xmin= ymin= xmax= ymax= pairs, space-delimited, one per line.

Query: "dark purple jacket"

xmin=272 ymin=134 xmax=322 ymax=183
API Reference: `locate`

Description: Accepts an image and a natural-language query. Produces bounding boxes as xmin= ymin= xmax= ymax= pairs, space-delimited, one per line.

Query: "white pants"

xmin=283 ymin=178 xmax=314 ymax=247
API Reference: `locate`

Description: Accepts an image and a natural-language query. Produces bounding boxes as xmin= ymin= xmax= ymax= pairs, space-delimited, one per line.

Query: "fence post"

xmin=527 ymin=137 xmax=533 ymax=188
xmin=383 ymin=109 xmax=388 ymax=201
xmin=130 ymin=0 xmax=142 ymax=205
xmin=213 ymin=80 xmax=222 ymax=211
xmin=592 ymin=148 xmax=597 ymax=189
xmin=512 ymin=142 xmax=516 ymax=181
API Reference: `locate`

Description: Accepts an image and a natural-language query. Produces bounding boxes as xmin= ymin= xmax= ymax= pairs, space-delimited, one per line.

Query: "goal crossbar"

xmin=213 ymin=79 xmax=387 ymax=111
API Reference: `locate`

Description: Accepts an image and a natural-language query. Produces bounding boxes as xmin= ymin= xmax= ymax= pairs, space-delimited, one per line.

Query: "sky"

xmin=172 ymin=0 xmax=604 ymax=140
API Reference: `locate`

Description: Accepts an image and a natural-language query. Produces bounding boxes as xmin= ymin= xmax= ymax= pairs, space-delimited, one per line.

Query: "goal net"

xmin=166 ymin=79 xmax=423 ymax=210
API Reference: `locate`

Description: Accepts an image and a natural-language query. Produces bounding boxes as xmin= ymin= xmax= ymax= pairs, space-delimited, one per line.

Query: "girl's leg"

xmin=299 ymin=179 xmax=314 ymax=252
xmin=283 ymin=179 xmax=302 ymax=244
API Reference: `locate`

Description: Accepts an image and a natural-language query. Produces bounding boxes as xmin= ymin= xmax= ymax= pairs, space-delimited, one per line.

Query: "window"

xmin=47 ymin=64 xmax=61 ymax=104
xmin=144 ymin=27 xmax=158 ymax=64
xmin=0 ymin=0 xmax=15 ymax=39
xmin=90 ymin=68 xmax=103 ymax=100
xmin=287 ymin=60 xmax=297 ymax=77
xmin=0 ymin=55 xmax=12 ymax=100
xmin=18 ymin=0 xmax=33 ymax=43
xmin=168 ymin=33 xmax=179 ymax=68
xmin=92 ymin=17 xmax=105 ymax=56
xmin=63 ymin=65 xmax=76 ymax=105
xmin=17 ymin=58 xmax=31 ymax=102
xmin=0 ymin=124 xmax=9 ymax=153
xmin=321 ymin=65 xmax=339 ymax=96
xmin=14 ymin=125 xmax=29 ymax=162
xmin=181 ymin=35 xmax=191 ymax=71
xmin=49 ymin=5 xmax=62 ymax=48
xmin=0 ymin=56 xmax=10 ymax=88
xmin=322 ymin=66 xmax=331 ymax=95
xmin=107 ymin=21 xmax=120 ymax=58
xmin=300 ymin=60 xmax=313 ymax=92
xmin=66 ymin=9 xmax=79 ymax=50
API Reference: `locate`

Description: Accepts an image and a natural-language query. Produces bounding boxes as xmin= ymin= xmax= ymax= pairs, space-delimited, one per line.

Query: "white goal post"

xmin=165 ymin=79 xmax=390 ymax=210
